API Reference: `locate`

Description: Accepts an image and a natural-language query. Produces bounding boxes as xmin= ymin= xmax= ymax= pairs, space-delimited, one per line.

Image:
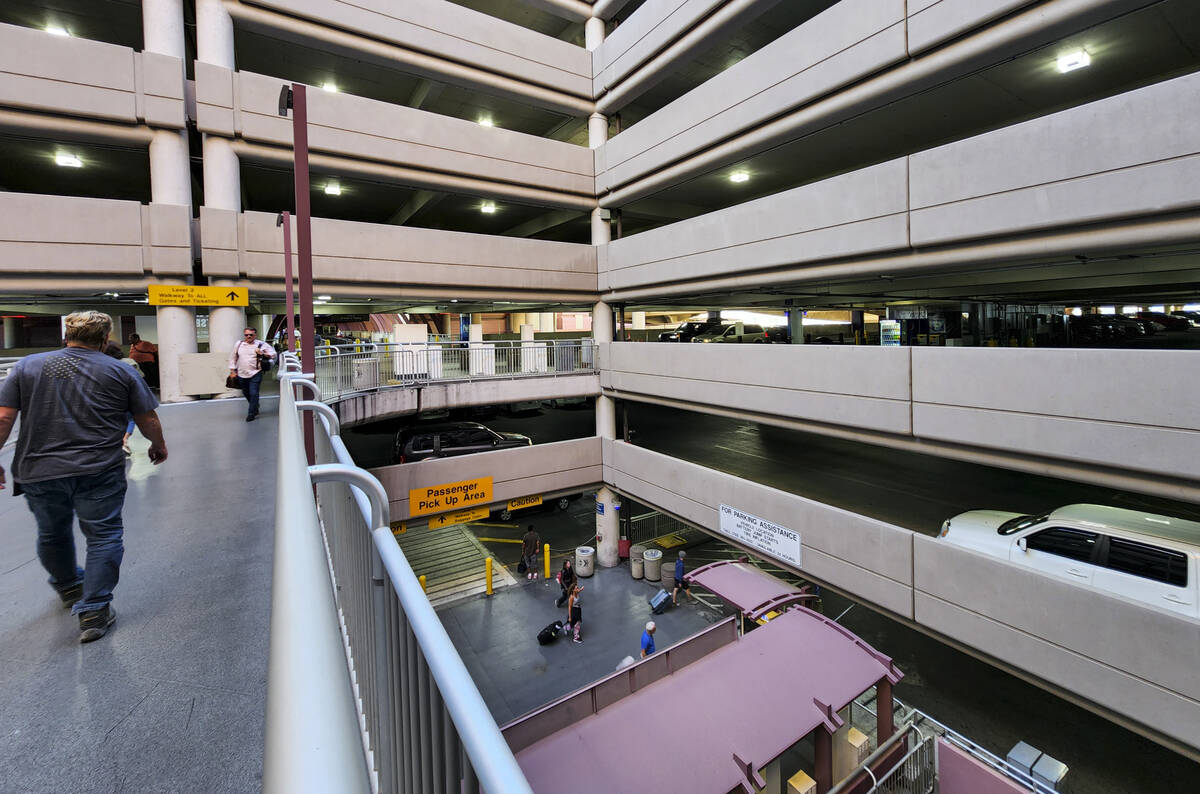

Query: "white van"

xmin=938 ymin=504 xmax=1199 ymax=618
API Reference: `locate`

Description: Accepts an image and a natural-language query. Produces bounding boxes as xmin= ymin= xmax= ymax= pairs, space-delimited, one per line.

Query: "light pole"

xmin=275 ymin=211 xmax=297 ymax=352
xmin=279 ymin=82 xmax=316 ymax=463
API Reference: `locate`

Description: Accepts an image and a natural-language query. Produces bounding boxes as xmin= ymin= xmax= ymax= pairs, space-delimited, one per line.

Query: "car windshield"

xmin=998 ymin=513 xmax=1049 ymax=535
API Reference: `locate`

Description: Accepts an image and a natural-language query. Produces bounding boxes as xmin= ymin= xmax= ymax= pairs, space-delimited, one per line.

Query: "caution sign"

xmin=507 ymin=495 xmax=542 ymax=511
xmin=409 ymin=477 xmax=493 ymax=517
xmin=428 ymin=507 xmax=489 ymax=529
xmin=149 ymin=284 xmax=249 ymax=306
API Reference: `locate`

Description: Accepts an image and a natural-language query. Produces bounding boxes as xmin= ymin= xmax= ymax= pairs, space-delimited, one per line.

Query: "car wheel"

xmin=500 ymin=509 xmax=512 ymax=522
xmin=557 ymin=497 xmax=570 ymax=511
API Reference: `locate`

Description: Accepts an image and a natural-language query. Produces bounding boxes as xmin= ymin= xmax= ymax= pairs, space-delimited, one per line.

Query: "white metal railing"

xmin=628 ymin=510 xmax=692 ymax=544
xmin=266 ymin=354 xmax=532 ymax=794
xmin=311 ymin=339 xmax=596 ymax=399
xmin=0 ymin=357 xmax=18 ymax=380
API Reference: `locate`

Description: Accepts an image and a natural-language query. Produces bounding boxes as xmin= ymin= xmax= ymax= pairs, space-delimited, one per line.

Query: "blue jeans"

xmin=239 ymin=371 xmax=263 ymax=417
xmin=22 ymin=465 xmax=128 ymax=615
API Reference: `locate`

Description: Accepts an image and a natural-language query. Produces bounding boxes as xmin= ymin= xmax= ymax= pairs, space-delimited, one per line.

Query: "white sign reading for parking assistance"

xmin=719 ymin=505 xmax=801 ymax=567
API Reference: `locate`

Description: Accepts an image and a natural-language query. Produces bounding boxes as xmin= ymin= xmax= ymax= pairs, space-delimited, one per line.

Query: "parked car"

xmin=691 ymin=323 xmax=772 ymax=343
xmin=1119 ymin=315 xmax=1155 ymax=335
xmin=658 ymin=319 xmax=724 ymax=342
xmin=493 ymin=492 xmax=582 ymax=521
xmin=391 ymin=421 xmax=531 ymax=464
xmin=1068 ymin=315 xmax=1119 ymax=345
xmin=1170 ymin=310 xmax=1200 ymax=327
xmin=938 ymin=503 xmax=1200 ymax=617
xmin=1135 ymin=311 xmax=1191 ymax=331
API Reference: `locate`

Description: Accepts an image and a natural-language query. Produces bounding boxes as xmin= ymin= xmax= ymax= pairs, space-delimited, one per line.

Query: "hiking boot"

xmin=58 ymin=583 xmax=83 ymax=610
xmin=79 ymin=606 xmax=116 ymax=643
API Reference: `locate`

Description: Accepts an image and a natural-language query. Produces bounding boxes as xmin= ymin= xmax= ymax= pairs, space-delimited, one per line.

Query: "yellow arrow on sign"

xmin=428 ymin=507 xmax=489 ymax=529
xmin=148 ymin=284 xmax=250 ymax=306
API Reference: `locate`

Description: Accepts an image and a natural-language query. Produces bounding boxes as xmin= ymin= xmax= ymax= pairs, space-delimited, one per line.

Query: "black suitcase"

xmin=537 ymin=620 xmax=564 ymax=645
xmin=649 ymin=589 xmax=670 ymax=614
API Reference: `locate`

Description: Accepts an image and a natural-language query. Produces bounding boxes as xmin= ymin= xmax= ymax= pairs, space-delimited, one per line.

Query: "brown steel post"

xmin=877 ymin=678 xmax=895 ymax=743
xmin=281 ymin=211 xmax=296 ymax=351
xmin=291 ymin=83 xmax=316 ymax=463
xmin=814 ymin=727 xmax=833 ymax=794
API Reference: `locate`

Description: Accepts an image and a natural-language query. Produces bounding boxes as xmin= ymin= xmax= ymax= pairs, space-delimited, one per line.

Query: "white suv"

xmin=938 ymin=504 xmax=1199 ymax=618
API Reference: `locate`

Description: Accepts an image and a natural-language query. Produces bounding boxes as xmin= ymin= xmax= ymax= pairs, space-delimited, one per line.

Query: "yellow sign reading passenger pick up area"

xmin=409 ymin=477 xmax=493 ymax=518
xmin=148 ymin=284 xmax=249 ymax=306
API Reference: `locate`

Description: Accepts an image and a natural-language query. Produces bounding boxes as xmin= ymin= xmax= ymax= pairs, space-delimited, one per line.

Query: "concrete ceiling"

xmin=0 ymin=0 xmax=142 ymax=50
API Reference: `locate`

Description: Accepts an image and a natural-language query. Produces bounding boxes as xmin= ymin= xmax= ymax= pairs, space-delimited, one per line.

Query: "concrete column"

xmin=594 ymin=486 xmax=619 ymax=568
xmin=468 ymin=323 xmax=483 ymax=343
xmin=876 ymin=678 xmax=895 ymax=742
xmin=149 ymin=129 xmax=192 ymax=207
xmin=2 ymin=317 xmax=17 ymax=349
xmin=631 ymin=311 xmax=645 ymax=330
xmin=196 ymin=0 xmax=235 ymax=67
xmin=814 ymin=727 xmax=833 ymax=794
xmin=588 ymin=112 xmax=608 ymax=149
xmin=788 ymin=309 xmax=805 ymax=344
xmin=592 ymin=300 xmax=613 ymax=343
xmin=520 ymin=324 xmax=535 ymax=342
xmin=156 ymin=280 xmax=197 ymax=403
xmin=596 ymin=394 xmax=616 ymax=439
xmin=539 ymin=312 xmax=555 ymax=333
xmin=507 ymin=312 xmax=524 ymax=333
xmin=591 ymin=207 xmax=611 ymax=245
xmin=585 ymin=17 xmax=605 ymax=51
xmin=143 ymin=0 xmax=186 ymax=59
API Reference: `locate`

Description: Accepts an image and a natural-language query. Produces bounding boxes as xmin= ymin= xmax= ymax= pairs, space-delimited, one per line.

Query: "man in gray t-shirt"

xmin=0 ymin=311 xmax=168 ymax=643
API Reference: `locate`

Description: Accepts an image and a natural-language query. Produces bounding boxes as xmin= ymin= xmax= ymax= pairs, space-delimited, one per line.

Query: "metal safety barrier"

xmin=628 ymin=510 xmax=692 ymax=544
xmin=311 ymin=339 xmax=596 ymax=399
xmin=266 ymin=353 xmax=532 ymax=794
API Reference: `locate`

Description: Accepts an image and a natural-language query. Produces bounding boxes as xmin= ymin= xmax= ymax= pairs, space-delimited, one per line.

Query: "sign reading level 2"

xmin=409 ymin=477 xmax=493 ymax=517
xmin=428 ymin=507 xmax=489 ymax=529
xmin=148 ymin=284 xmax=249 ymax=306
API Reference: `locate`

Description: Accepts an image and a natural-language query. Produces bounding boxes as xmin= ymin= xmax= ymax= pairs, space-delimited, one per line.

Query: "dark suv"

xmin=658 ymin=319 xmax=723 ymax=342
xmin=391 ymin=422 xmax=532 ymax=464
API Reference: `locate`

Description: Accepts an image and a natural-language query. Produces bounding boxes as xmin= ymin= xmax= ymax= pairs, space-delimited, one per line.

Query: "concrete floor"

xmin=0 ymin=397 xmax=277 ymax=794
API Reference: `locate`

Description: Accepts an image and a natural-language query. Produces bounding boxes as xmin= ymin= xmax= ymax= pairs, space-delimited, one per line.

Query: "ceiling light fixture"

xmin=478 ymin=117 xmax=494 ymax=127
xmin=55 ymin=152 xmax=83 ymax=168
xmin=729 ymin=171 xmax=749 ymax=183
xmin=1056 ymin=49 xmax=1090 ymax=73
xmin=324 ymin=182 xmax=341 ymax=196
xmin=317 ymin=295 xmax=331 ymax=301
xmin=322 ymin=82 xmax=339 ymax=92
xmin=45 ymin=25 xmax=70 ymax=36
xmin=480 ymin=201 xmax=496 ymax=214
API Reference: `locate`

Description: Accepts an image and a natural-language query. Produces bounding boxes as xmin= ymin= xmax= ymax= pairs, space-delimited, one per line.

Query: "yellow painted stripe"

xmin=476 ymin=537 xmax=524 ymax=544
xmin=472 ymin=522 xmax=519 ymax=529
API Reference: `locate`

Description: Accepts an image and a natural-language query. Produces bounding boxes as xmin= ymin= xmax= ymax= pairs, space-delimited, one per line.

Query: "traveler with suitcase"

xmin=537 ymin=620 xmax=565 ymax=645
xmin=672 ymin=550 xmax=697 ymax=606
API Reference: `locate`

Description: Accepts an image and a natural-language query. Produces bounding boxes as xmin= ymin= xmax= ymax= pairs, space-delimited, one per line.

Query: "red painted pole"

xmin=281 ymin=211 xmax=295 ymax=351
xmin=291 ymin=83 xmax=316 ymax=464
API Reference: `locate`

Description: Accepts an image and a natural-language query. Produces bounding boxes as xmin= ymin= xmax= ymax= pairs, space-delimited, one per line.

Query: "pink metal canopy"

xmin=514 ymin=606 xmax=902 ymax=793
xmin=686 ymin=559 xmax=818 ymax=619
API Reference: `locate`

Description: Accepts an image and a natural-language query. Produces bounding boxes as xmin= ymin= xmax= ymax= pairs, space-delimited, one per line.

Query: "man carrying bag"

xmin=228 ymin=327 xmax=276 ymax=422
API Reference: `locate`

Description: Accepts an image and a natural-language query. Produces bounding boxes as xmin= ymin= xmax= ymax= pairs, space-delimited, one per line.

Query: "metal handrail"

xmin=269 ymin=360 xmax=532 ymax=794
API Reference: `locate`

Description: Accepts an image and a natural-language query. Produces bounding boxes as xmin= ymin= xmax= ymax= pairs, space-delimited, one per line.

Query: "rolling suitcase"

xmin=537 ymin=620 xmax=564 ymax=645
xmin=649 ymin=589 xmax=670 ymax=614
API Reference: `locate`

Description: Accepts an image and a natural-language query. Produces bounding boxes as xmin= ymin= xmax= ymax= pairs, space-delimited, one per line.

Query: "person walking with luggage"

xmin=521 ymin=524 xmax=541 ymax=580
xmin=555 ymin=558 xmax=576 ymax=607
xmin=0 ymin=311 xmax=168 ymax=643
xmin=228 ymin=327 xmax=276 ymax=422
xmin=672 ymin=550 xmax=697 ymax=606
xmin=566 ymin=583 xmax=584 ymax=644
xmin=640 ymin=621 xmax=656 ymax=658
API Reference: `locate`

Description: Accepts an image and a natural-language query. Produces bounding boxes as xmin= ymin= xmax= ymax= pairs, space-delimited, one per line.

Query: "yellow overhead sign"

xmin=409 ymin=477 xmax=493 ymax=517
xmin=149 ymin=284 xmax=249 ymax=306
xmin=428 ymin=507 xmax=490 ymax=529
xmin=507 ymin=495 xmax=542 ymax=511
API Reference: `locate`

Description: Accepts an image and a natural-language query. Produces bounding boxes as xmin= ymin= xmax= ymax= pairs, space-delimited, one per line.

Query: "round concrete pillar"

xmin=592 ymin=301 xmax=612 ymax=343
xmin=155 ymin=279 xmax=198 ymax=403
xmin=2 ymin=316 xmax=17 ymax=349
xmin=591 ymin=207 xmax=611 ymax=246
xmin=149 ymin=129 xmax=192 ymax=207
xmin=585 ymin=17 xmax=605 ymax=51
xmin=143 ymin=0 xmax=186 ymax=58
xmin=588 ymin=112 xmax=608 ymax=149
xmin=539 ymin=312 xmax=555 ymax=333
xmin=631 ymin=311 xmax=646 ymax=330
xmin=196 ymin=0 xmax=235 ymax=67
xmin=468 ymin=323 xmax=483 ymax=343
xmin=520 ymin=324 xmax=535 ymax=342
xmin=594 ymin=486 xmax=620 ymax=568
xmin=596 ymin=394 xmax=616 ymax=440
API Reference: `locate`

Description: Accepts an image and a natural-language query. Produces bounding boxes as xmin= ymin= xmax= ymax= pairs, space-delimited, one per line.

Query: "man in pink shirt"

xmin=228 ymin=327 xmax=276 ymax=422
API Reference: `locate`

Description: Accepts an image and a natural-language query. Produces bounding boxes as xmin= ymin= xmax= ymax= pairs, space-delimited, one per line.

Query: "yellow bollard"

xmin=485 ymin=557 xmax=494 ymax=596
xmin=544 ymin=543 xmax=551 ymax=581
xmin=419 ymin=575 xmax=427 ymax=593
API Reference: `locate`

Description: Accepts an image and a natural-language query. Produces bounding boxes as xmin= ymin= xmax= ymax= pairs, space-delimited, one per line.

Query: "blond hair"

xmin=63 ymin=311 xmax=112 ymax=348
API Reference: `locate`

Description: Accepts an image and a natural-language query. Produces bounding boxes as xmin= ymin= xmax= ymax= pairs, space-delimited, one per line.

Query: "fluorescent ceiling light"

xmin=55 ymin=152 xmax=83 ymax=168
xmin=317 ymin=295 xmax=331 ymax=301
xmin=45 ymin=25 xmax=70 ymax=36
xmin=729 ymin=171 xmax=750 ymax=183
xmin=450 ymin=299 xmax=459 ymax=303
xmin=1121 ymin=305 xmax=1140 ymax=314
xmin=322 ymin=82 xmax=338 ymax=92
xmin=1056 ymin=49 xmax=1090 ymax=73
xmin=480 ymin=201 xmax=496 ymax=214
xmin=324 ymin=183 xmax=341 ymax=196
xmin=477 ymin=117 xmax=494 ymax=127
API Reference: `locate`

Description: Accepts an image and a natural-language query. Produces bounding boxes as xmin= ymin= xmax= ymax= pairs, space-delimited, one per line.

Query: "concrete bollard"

xmin=544 ymin=543 xmax=551 ymax=580
xmin=485 ymin=557 xmax=493 ymax=596
xmin=419 ymin=574 xmax=426 ymax=594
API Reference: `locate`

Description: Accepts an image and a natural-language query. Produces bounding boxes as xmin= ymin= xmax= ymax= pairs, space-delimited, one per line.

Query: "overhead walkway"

xmin=0 ymin=396 xmax=278 ymax=793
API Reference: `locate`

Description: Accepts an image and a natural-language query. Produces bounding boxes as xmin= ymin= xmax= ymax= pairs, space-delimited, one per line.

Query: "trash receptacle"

xmin=642 ymin=548 xmax=663 ymax=582
xmin=575 ymin=546 xmax=595 ymax=577
xmin=630 ymin=544 xmax=646 ymax=579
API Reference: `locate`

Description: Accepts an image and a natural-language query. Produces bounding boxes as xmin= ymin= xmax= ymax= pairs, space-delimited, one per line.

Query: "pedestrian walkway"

xmin=0 ymin=397 xmax=277 ymax=793
xmin=438 ymin=563 xmax=722 ymax=726
xmin=395 ymin=522 xmax=518 ymax=606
